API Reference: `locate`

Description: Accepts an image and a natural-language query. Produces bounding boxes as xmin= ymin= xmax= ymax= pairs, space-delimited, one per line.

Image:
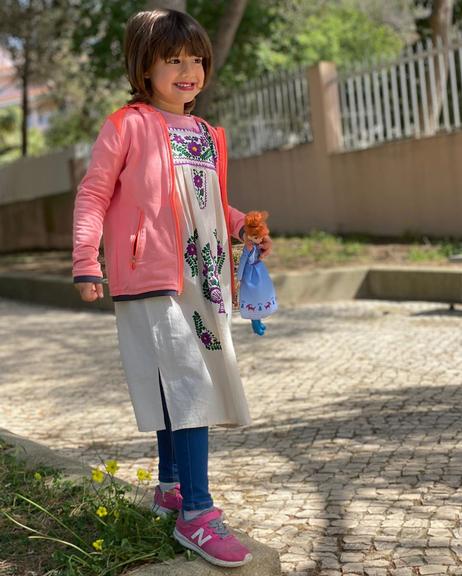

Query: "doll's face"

xmin=248 ymin=234 xmax=263 ymax=245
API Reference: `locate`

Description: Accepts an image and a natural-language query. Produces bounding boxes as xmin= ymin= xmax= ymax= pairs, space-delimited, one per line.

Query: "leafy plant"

xmin=0 ymin=438 xmax=185 ymax=575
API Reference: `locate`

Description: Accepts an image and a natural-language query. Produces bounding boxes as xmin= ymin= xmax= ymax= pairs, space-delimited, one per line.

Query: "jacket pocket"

xmin=129 ymin=210 xmax=146 ymax=270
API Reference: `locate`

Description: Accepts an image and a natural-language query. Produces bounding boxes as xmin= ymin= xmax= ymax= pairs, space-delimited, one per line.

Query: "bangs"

xmin=156 ymin=20 xmax=211 ymax=61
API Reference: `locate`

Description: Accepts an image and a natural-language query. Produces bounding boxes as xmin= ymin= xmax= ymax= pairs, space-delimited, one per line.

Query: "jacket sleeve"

xmin=72 ymin=119 xmax=124 ymax=279
xmin=228 ymin=205 xmax=246 ymax=241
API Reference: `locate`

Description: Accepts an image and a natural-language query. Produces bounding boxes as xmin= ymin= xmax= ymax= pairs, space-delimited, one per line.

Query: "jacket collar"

xmin=125 ymin=101 xmax=219 ymax=139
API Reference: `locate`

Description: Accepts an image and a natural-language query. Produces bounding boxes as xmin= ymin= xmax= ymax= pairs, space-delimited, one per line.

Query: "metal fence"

xmin=211 ymin=66 xmax=312 ymax=159
xmin=339 ymin=35 xmax=462 ymax=151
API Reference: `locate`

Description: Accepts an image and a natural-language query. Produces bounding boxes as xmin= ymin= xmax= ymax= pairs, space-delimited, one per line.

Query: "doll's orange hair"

xmin=244 ymin=211 xmax=269 ymax=240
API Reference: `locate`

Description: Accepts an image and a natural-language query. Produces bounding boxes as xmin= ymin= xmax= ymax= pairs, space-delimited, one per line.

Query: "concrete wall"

xmin=0 ymin=148 xmax=80 ymax=252
xmin=228 ymin=63 xmax=462 ymax=238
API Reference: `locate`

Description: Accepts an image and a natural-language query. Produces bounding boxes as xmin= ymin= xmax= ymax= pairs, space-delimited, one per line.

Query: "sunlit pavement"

xmin=2 ymin=297 xmax=462 ymax=576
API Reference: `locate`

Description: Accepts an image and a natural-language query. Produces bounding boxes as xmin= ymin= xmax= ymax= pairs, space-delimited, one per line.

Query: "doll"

xmin=237 ymin=211 xmax=277 ymax=336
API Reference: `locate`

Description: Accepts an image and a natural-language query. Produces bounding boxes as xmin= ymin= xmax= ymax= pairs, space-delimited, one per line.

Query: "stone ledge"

xmin=1 ymin=266 xmax=462 ymax=311
xmin=0 ymin=427 xmax=281 ymax=576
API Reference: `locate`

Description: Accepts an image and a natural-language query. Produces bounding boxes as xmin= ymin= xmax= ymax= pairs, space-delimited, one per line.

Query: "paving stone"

xmin=4 ymin=298 xmax=462 ymax=576
xmin=342 ymin=564 xmax=365 ymax=574
xmin=419 ymin=566 xmax=449 ymax=575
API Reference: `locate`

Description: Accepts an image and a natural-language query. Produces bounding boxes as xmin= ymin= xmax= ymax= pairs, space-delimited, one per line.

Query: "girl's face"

xmin=146 ymin=46 xmax=205 ymax=114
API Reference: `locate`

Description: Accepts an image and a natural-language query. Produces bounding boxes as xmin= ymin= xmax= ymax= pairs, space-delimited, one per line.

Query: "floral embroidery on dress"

xmin=193 ymin=311 xmax=222 ymax=350
xmin=192 ymin=168 xmax=207 ymax=209
xmin=201 ymin=241 xmax=225 ymax=314
xmin=184 ymin=228 xmax=227 ymax=312
xmin=168 ymin=123 xmax=217 ymax=170
xmin=214 ymin=230 xmax=225 ymax=274
xmin=184 ymin=229 xmax=199 ymax=277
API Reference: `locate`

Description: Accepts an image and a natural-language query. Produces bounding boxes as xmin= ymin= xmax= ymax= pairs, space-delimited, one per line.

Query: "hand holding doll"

xmin=243 ymin=211 xmax=273 ymax=258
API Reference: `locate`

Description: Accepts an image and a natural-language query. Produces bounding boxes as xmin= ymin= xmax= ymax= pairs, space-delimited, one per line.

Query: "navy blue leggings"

xmin=156 ymin=380 xmax=213 ymax=511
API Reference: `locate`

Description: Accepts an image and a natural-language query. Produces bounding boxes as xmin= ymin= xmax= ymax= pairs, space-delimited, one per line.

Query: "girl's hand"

xmin=74 ymin=282 xmax=104 ymax=302
xmin=258 ymin=235 xmax=273 ymax=259
xmin=244 ymin=233 xmax=273 ymax=258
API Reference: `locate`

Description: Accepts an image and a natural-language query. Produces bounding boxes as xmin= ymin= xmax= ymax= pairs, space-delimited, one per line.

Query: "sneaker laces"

xmin=208 ymin=517 xmax=230 ymax=539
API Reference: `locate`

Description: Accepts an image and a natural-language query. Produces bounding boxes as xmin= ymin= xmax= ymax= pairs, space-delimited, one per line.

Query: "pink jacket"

xmin=72 ymin=102 xmax=245 ymax=298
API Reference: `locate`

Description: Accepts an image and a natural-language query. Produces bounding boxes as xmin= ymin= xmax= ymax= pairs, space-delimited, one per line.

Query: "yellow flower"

xmin=33 ymin=472 xmax=42 ymax=481
xmin=113 ymin=509 xmax=120 ymax=519
xmin=136 ymin=468 xmax=152 ymax=482
xmin=92 ymin=468 xmax=104 ymax=483
xmin=96 ymin=506 xmax=108 ymax=518
xmin=104 ymin=460 xmax=119 ymax=475
xmin=92 ymin=539 xmax=104 ymax=551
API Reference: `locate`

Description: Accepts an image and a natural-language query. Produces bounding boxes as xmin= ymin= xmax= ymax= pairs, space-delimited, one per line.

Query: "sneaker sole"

xmin=173 ymin=528 xmax=253 ymax=567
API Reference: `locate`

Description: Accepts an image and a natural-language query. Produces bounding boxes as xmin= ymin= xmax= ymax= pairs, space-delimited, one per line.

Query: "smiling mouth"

xmin=174 ymin=83 xmax=196 ymax=90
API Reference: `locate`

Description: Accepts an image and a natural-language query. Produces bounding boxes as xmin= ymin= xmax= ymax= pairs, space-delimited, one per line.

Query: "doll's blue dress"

xmin=237 ymin=245 xmax=277 ymax=321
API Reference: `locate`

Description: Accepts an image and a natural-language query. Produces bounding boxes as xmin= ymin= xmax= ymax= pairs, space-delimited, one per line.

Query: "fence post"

xmin=303 ymin=62 xmax=342 ymax=232
xmin=308 ymin=62 xmax=343 ymax=154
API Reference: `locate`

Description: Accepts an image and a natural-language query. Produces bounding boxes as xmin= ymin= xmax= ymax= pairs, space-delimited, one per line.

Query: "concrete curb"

xmin=273 ymin=265 xmax=462 ymax=306
xmin=0 ymin=273 xmax=114 ymax=311
xmin=0 ymin=428 xmax=281 ymax=576
xmin=1 ymin=266 xmax=460 ymax=311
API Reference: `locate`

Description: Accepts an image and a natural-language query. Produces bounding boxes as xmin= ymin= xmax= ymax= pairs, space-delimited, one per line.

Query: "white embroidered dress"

xmin=114 ymin=110 xmax=251 ymax=432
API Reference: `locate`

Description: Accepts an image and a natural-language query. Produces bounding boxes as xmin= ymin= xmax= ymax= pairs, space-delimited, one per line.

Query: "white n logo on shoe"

xmin=191 ymin=527 xmax=212 ymax=547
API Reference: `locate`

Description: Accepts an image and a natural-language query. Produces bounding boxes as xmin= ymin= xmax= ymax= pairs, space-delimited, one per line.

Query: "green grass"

xmin=269 ymin=231 xmax=367 ymax=267
xmin=406 ymin=240 xmax=462 ymax=263
xmin=0 ymin=438 xmax=185 ymax=576
xmin=267 ymin=232 xmax=462 ymax=269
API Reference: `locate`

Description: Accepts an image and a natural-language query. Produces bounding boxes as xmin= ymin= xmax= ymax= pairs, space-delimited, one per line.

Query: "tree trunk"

xmin=424 ymin=0 xmax=454 ymax=134
xmin=144 ymin=0 xmax=186 ymax=11
xmin=21 ymin=37 xmax=29 ymax=157
xmin=194 ymin=0 xmax=249 ymax=119
xmin=430 ymin=0 xmax=454 ymax=41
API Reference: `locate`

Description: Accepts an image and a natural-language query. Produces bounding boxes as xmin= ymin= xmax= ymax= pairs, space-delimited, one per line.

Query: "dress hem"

xmin=136 ymin=417 xmax=253 ymax=433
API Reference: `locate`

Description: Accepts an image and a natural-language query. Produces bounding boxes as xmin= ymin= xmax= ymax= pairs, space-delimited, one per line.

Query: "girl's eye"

xmin=167 ymin=57 xmax=203 ymax=64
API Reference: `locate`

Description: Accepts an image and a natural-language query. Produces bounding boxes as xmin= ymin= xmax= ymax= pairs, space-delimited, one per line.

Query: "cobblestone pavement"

xmin=3 ymin=297 xmax=462 ymax=576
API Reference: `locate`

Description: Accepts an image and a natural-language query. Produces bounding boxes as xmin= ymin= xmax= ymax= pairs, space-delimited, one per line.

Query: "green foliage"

xmin=273 ymin=231 xmax=367 ymax=266
xmin=46 ymin=87 xmax=128 ymax=149
xmin=0 ymin=106 xmax=47 ymax=165
xmin=0 ymin=438 xmax=183 ymax=575
xmin=0 ymin=106 xmax=20 ymax=163
xmin=296 ymin=7 xmax=404 ymax=69
xmin=71 ymin=0 xmax=146 ymax=83
xmin=192 ymin=1 xmax=404 ymax=91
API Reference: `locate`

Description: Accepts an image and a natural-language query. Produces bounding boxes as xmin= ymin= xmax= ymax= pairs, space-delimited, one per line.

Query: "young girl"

xmin=73 ymin=8 xmax=272 ymax=569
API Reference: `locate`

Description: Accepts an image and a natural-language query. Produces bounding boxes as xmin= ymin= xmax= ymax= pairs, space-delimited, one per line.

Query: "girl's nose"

xmin=180 ymin=61 xmax=195 ymax=76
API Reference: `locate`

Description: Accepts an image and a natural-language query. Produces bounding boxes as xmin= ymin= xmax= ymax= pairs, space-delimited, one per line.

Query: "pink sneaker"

xmin=173 ymin=507 xmax=253 ymax=567
xmin=151 ymin=484 xmax=182 ymax=517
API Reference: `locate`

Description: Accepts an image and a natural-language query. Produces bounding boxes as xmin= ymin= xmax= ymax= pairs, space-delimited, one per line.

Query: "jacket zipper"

xmin=131 ymin=210 xmax=144 ymax=270
xmin=159 ymin=118 xmax=184 ymax=294
xmin=214 ymin=126 xmax=237 ymax=301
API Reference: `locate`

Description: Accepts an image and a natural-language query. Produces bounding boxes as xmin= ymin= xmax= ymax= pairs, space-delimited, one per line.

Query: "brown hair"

xmin=124 ymin=9 xmax=213 ymax=114
xmin=244 ymin=211 xmax=270 ymax=240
